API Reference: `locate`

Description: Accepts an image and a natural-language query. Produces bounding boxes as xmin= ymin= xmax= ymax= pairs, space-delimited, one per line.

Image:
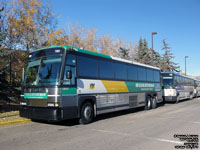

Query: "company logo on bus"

xmin=90 ymin=83 xmax=95 ymax=89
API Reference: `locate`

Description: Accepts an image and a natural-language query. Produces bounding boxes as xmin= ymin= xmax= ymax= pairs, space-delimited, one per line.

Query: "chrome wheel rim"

xmin=84 ymin=106 xmax=92 ymax=120
xmin=147 ymin=98 xmax=151 ymax=108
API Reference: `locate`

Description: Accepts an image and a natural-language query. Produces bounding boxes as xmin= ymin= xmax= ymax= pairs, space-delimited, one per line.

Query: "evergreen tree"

xmin=0 ymin=6 xmax=10 ymax=71
xmin=136 ymin=37 xmax=144 ymax=62
xmin=143 ymin=38 xmax=152 ymax=65
xmin=119 ymin=47 xmax=130 ymax=60
xmin=152 ymin=50 xmax=162 ymax=68
xmin=161 ymin=39 xmax=179 ymax=72
xmin=135 ymin=37 xmax=152 ymax=65
xmin=0 ymin=7 xmax=6 ymax=50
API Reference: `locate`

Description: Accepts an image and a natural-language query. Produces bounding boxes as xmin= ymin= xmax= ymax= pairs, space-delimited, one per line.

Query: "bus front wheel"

xmin=79 ymin=102 xmax=94 ymax=124
xmin=189 ymin=93 xmax=193 ymax=100
xmin=176 ymin=95 xmax=180 ymax=103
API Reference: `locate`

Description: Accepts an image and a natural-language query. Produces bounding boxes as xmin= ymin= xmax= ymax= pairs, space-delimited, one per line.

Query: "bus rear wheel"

xmin=151 ymin=96 xmax=157 ymax=109
xmin=145 ymin=96 xmax=152 ymax=110
xmin=79 ymin=102 xmax=94 ymax=124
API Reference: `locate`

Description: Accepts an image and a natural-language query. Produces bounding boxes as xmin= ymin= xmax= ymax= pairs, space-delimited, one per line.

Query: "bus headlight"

xmin=20 ymin=102 xmax=27 ymax=105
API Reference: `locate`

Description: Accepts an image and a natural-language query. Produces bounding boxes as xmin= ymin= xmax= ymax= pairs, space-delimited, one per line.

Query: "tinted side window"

xmin=189 ymin=79 xmax=194 ymax=86
xmin=78 ymin=56 xmax=98 ymax=78
xmin=63 ymin=66 xmax=75 ymax=85
xmin=99 ymin=60 xmax=114 ymax=79
xmin=186 ymin=78 xmax=189 ymax=85
xmin=177 ymin=76 xmax=180 ymax=84
xmin=174 ymin=76 xmax=178 ymax=86
xmin=66 ymin=54 xmax=76 ymax=66
xmin=128 ymin=65 xmax=138 ymax=80
xmin=154 ymin=70 xmax=160 ymax=82
xmin=115 ymin=63 xmax=127 ymax=80
xmin=180 ymin=76 xmax=183 ymax=84
xmin=146 ymin=69 xmax=154 ymax=82
xmin=138 ymin=67 xmax=146 ymax=81
xmin=182 ymin=77 xmax=186 ymax=84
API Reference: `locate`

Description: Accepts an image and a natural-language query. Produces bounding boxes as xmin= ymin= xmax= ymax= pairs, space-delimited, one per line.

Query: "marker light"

xmin=55 ymin=103 xmax=59 ymax=107
xmin=47 ymin=102 xmax=59 ymax=107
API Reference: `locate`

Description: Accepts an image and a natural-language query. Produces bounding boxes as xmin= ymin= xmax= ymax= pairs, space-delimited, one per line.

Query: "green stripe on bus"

xmin=24 ymin=93 xmax=48 ymax=99
xmin=125 ymin=81 xmax=160 ymax=92
xmin=64 ymin=45 xmax=112 ymax=59
xmin=62 ymin=88 xmax=77 ymax=95
xmin=77 ymin=49 xmax=112 ymax=59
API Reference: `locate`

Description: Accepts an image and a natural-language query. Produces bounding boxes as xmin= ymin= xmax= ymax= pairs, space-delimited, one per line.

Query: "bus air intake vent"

xmin=129 ymin=96 xmax=138 ymax=107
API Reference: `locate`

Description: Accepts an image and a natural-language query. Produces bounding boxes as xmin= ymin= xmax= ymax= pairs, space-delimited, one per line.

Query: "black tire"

xmin=189 ymin=93 xmax=193 ymax=100
xmin=145 ymin=96 xmax=152 ymax=110
xmin=176 ymin=95 xmax=180 ymax=103
xmin=79 ymin=102 xmax=94 ymax=124
xmin=151 ymin=96 xmax=157 ymax=109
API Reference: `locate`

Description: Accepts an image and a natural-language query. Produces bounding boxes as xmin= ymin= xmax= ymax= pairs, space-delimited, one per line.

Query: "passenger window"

xmin=138 ymin=68 xmax=146 ymax=81
xmin=99 ymin=60 xmax=114 ymax=79
xmin=78 ymin=56 xmax=98 ymax=78
xmin=128 ymin=65 xmax=138 ymax=80
xmin=154 ymin=70 xmax=160 ymax=82
xmin=115 ymin=63 xmax=127 ymax=80
xmin=146 ymin=69 xmax=154 ymax=82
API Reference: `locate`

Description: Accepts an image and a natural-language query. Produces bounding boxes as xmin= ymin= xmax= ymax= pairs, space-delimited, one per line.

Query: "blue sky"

xmin=49 ymin=0 xmax=200 ymax=76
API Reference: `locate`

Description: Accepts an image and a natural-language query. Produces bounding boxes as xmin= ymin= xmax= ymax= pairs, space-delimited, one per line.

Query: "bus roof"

xmin=31 ymin=45 xmax=160 ymax=70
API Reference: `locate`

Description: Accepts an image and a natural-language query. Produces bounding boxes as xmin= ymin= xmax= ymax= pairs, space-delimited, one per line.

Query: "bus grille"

xmin=129 ymin=96 xmax=138 ymax=107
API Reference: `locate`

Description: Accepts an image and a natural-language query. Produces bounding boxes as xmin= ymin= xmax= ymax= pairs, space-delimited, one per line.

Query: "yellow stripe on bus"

xmin=102 ymin=80 xmax=129 ymax=93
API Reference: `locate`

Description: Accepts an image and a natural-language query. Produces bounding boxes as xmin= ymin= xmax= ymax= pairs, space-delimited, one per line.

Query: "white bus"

xmin=162 ymin=72 xmax=194 ymax=103
xmin=20 ymin=45 xmax=163 ymax=124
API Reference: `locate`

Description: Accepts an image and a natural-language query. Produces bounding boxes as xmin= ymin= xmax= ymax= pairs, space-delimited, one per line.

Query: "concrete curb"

xmin=0 ymin=119 xmax=31 ymax=126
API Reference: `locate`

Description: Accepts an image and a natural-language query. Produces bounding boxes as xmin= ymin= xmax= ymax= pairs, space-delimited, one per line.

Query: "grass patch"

xmin=0 ymin=111 xmax=26 ymax=123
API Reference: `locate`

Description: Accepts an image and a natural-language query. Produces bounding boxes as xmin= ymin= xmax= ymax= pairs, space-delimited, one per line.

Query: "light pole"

xmin=185 ymin=56 xmax=188 ymax=75
xmin=152 ymin=32 xmax=157 ymax=65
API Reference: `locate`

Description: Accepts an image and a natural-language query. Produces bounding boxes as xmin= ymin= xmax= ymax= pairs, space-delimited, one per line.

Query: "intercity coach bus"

xmin=20 ymin=45 xmax=163 ymax=124
xmin=162 ymin=72 xmax=194 ymax=103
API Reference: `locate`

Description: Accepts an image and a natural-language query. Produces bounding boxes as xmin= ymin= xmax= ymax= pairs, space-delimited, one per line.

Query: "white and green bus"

xmin=162 ymin=72 xmax=195 ymax=103
xmin=20 ymin=45 xmax=163 ymax=124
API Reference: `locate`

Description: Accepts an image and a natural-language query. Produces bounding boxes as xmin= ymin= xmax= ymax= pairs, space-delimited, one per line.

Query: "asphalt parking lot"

xmin=1 ymin=98 xmax=200 ymax=150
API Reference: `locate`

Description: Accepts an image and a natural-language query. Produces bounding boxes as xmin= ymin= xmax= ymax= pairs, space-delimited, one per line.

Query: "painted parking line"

xmin=90 ymin=128 xmax=183 ymax=144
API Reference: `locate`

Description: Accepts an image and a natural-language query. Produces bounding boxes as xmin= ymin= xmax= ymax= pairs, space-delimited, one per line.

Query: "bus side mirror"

xmin=162 ymin=86 xmax=164 ymax=89
xmin=66 ymin=70 xmax=72 ymax=79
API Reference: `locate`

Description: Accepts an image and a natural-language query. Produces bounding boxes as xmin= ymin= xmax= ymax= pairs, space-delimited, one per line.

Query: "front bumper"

xmin=163 ymin=96 xmax=177 ymax=102
xmin=20 ymin=106 xmax=78 ymax=121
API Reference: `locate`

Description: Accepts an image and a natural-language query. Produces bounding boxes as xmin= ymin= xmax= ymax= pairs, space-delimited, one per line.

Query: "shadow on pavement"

xmin=33 ymin=102 xmax=166 ymax=127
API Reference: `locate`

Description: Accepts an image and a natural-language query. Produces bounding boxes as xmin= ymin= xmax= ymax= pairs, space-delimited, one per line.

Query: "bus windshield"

xmin=163 ymin=77 xmax=173 ymax=89
xmin=24 ymin=56 xmax=62 ymax=86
